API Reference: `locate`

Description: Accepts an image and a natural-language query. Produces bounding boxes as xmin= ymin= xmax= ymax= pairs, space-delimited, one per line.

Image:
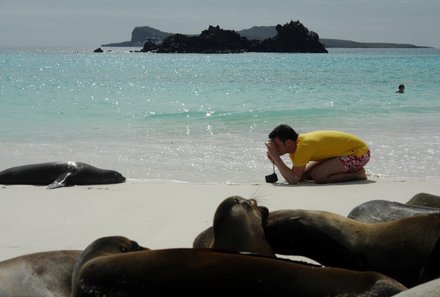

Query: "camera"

xmin=265 ymin=173 xmax=278 ymax=183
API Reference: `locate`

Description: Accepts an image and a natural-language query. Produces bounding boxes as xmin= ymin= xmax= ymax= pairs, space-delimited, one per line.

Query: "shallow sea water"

xmin=1 ymin=47 xmax=439 ymax=183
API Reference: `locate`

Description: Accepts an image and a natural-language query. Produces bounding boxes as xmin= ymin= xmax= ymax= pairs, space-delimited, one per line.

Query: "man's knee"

xmin=310 ymin=171 xmax=328 ymax=184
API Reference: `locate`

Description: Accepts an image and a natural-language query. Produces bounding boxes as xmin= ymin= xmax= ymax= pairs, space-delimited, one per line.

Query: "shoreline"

xmin=1 ymin=177 xmax=439 ymax=262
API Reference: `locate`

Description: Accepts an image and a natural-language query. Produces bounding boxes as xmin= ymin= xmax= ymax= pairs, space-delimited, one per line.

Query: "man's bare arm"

xmin=266 ymin=141 xmax=304 ymax=184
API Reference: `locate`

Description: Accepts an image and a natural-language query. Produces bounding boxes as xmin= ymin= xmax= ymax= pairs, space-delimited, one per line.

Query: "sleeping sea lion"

xmin=406 ymin=192 xmax=440 ymax=208
xmin=264 ymin=209 xmax=440 ymax=287
xmin=0 ymin=161 xmax=126 ymax=189
xmin=347 ymin=199 xmax=440 ymax=223
xmin=0 ymin=250 xmax=81 ymax=297
xmin=72 ymin=236 xmax=406 ymax=297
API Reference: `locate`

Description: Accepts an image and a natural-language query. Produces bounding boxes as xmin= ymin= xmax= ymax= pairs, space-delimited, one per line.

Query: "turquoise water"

xmin=1 ymin=47 xmax=439 ymax=183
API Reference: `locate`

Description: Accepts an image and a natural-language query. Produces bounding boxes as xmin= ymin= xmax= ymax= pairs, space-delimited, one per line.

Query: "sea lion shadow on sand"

xmin=0 ymin=161 xmax=126 ymax=189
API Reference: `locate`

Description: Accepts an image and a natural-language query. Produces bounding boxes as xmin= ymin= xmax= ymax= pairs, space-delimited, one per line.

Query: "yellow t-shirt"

xmin=289 ymin=130 xmax=369 ymax=167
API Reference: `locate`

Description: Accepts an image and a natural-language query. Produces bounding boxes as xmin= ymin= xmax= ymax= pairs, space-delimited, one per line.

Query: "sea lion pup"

xmin=72 ymin=236 xmax=406 ymax=297
xmin=264 ymin=210 xmax=440 ymax=287
xmin=347 ymin=199 xmax=440 ymax=223
xmin=0 ymin=250 xmax=81 ymax=297
xmin=0 ymin=161 xmax=126 ymax=189
xmin=194 ymin=196 xmax=274 ymax=256
xmin=407 ymin=192 xmax=440 ymax=208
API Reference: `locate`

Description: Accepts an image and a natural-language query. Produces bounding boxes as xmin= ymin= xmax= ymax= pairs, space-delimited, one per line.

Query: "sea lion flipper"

xmin=47 ymin=172 xmax=73 ymax=189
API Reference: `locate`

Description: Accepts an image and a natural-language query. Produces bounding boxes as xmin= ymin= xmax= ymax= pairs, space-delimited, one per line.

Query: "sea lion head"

xmin=211 ymin=196 xmax=273 ymax=256
xmin=213 ymin=196 xmax=269 ymax=230
xmin=72 ymin=236 xmax=147 ymax=293
xmin=103 ymin=170 xmax=126 ymax=183
xmin=77 ymin=236 xmax=146 ymax=265
xmin=73 ymin=163 xmax=126 ymax=185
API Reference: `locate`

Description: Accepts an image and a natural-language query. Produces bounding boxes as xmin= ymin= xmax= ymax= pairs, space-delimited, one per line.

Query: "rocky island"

xmin=140 ymin=21 xmax=327 ymax=53
xmin=103 ymin=21 xmax=429 ymax=50
xmin=104 ymin=21 xmax=327 ymax=54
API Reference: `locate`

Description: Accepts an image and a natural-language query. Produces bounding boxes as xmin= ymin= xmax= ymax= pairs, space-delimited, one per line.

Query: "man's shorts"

xmin=339 ymin=150 xmax=370 ymax=172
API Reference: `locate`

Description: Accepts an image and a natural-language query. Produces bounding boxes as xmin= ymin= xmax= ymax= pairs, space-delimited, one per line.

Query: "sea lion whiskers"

xmin=248 ymin=187 xmax=269 ymax=205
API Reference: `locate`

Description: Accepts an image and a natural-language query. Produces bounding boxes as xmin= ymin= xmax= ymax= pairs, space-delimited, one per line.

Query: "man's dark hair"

xmin=268 ymin=124 xmax=298 ymax=143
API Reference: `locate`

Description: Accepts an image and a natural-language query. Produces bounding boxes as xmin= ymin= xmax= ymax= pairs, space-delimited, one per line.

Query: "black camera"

xmin=265 ymin=173 xmax=278 ymax=183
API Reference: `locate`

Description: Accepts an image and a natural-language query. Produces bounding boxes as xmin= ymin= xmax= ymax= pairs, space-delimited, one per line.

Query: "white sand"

xmin=1 ymin=177 xmax=439 ymax=261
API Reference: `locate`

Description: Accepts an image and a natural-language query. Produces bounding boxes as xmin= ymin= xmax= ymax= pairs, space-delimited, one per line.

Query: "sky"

xmin=1 ymin=0 xmax=439 ymax=48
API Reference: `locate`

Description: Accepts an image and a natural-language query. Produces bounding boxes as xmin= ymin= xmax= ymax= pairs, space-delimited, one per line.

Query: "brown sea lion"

xmin=347 ymin=199 xmax=440 ymax=223
xmin=0 ymin=250 xmax=81 ymax=297
xmin=71 ymin=236 xmax=146 ymax=294
xmin=72 ymin=236 xmax=406 ymax=297
xmin=0 ymin=161 xmax=126 ymax=189
xmin=418 ymin=232 xmax=440 ymax=284
xmin=406 ymin=192 xmax=440 ymax=208
xmin=193 ymin=196 xmax=274 ymax=256
xmin=264 ymin=209 xmax=440 ymax=287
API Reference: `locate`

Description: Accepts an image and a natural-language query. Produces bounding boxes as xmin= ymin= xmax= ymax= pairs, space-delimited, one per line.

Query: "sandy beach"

xmin=1 ymin=177 xmax=439 ymax=262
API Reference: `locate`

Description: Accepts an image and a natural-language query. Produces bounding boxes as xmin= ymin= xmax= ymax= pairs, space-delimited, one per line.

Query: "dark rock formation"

xmin=141 ymin=21 xmax=327 ymax=53
xmin=252 ymin=21 xmax=327 ymax=53
xmin=149 ymin=26 xmax=252 ymax=53
xmin=93 ymin=47 xmax=104 ymax=53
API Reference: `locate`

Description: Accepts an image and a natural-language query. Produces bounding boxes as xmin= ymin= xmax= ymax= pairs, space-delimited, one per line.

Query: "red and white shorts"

xmin=339 ymin=150 xmax=370 ymax=172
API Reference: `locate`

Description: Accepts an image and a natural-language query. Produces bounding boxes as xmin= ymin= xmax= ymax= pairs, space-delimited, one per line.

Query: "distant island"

xmin=102 ymin=24 xmax=429 ymax=49
xmin=103 ymin=21 xmax=327 ymax=54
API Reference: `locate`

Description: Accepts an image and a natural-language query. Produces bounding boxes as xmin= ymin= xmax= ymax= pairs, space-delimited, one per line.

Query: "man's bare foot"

xmin=356 ymin=168 xmax=367 ymax=180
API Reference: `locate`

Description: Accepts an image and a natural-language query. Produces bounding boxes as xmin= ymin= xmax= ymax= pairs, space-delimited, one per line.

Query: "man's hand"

xmin=265 ymin=140 xmax=278 ymax=162
xmin=265 ymin=139 xmax=303 ymax=184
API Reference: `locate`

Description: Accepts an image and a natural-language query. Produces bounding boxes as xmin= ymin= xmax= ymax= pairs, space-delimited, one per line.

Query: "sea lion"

xmin=418 ymin=231 xmax=440 ymax=284
xmin=264 ymin=210 xmax=440 ymax=287
xmin=73 ymin=236 xmax=406 ymax=297
xmin=0 ymin=161 xmax=126 ymax=189
xmin=0 ymin=250 xmax=81 ymax=297
xmin=406 ymin=192 xmax=440 ymax=208
xmin=347 ymin=199 xmax=440 ymax=223
xmin=192 ymin=226 xmax=213 ymax=248
xmin=193 ymin=196 xmax=274 ymax=257
xmin=391 ymin=278 xmax=440 ymax=297
xmin=71 ymin=236 xmax=147 ymax=295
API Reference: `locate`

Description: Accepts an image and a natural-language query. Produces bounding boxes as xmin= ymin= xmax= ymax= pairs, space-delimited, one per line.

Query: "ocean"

xmin=1 ymin=47 xmax=439 ymax=184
